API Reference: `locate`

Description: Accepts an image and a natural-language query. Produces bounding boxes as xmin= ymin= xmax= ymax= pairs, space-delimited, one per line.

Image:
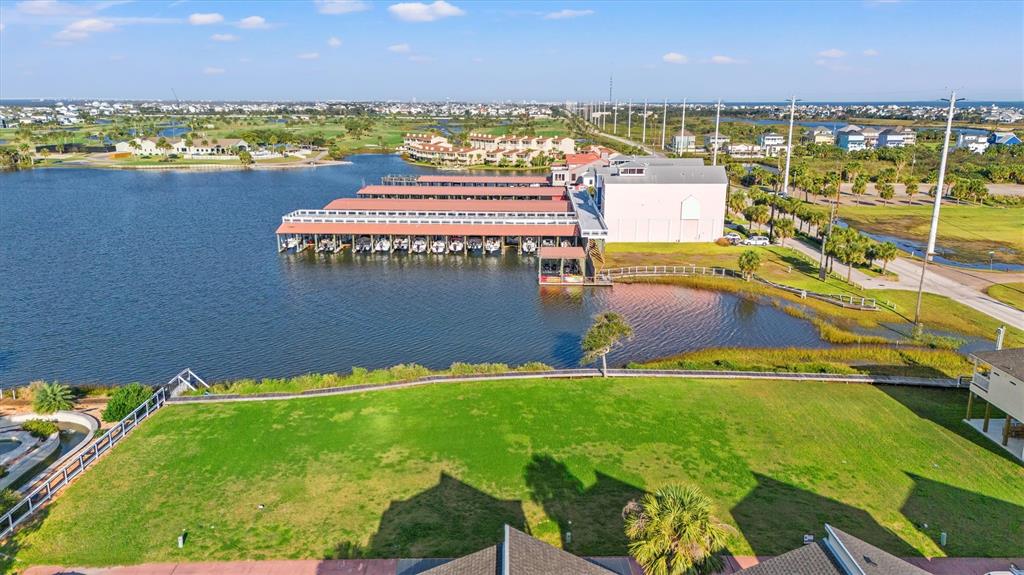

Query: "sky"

xmin=1 ymin=0 xmax=1022 ymax=102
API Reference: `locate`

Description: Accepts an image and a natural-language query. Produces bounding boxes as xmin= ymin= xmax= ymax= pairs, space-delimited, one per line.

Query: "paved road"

xmin=593 ymin=129 xmax=664 ymax=157
xmin=786 ymin=239 xmax=1024 ymax=330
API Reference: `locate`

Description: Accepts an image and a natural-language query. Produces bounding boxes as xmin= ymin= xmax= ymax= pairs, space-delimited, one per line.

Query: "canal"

xmin=0 ymin=155 xmax=826 ymax=386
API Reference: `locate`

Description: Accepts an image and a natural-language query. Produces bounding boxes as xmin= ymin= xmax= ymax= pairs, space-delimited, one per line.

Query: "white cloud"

xmin=316 ymin=0 xmax=370 ymax=14
xmin=54 ymin=17 xmax=114 ymax=41
xmin=408 ymin=54 xmax=432 ymax=62
xmin=818 ymin=48 xmax=846 ymax=58
xmin=863 ymin=48 xmax=880 ymax=56
xmin=388 ymin=1 xmax=464 ymax=22
xmin=202 ymin=66 xmax=225 ymax=75
xmin=662 ymin=52 xmax=688 ymax=64
xmin=188 ymin=12 xmax=223 ymax=25
xmin=327 ymin=36 xmax=342 ymax=47
xmin=297 ymin=51 xmax=320 ymax=60
xmin=709 ymin=55 xmax=741 ymax=64
xmin=211 ymin=33 xmax=238 ymax=42
xmin=543 ymin=8 xmax=593 ymax=19
xmin=388 ymin=43 xmax=411 ymax=53
xmin=17 ymin=0 xmax=91 ymax=17
xmin=237 ymin=15 xmax=269 ymax=29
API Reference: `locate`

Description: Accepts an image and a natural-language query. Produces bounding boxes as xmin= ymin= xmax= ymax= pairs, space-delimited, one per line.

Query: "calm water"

xmin=0 ymin=155 xmax=826 ymax=386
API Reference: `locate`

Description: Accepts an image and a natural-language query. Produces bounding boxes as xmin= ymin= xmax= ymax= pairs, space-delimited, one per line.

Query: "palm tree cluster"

xmin=823 ymin=227 xmax=899 ymax=281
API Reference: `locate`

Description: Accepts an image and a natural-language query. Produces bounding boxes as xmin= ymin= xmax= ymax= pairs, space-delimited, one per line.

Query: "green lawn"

xmin=987 ymin=282 xmax=1024 ymax=312
xmin=8 ymin=378 xmax=1022 ymax=568
xmin=839 ymin=204 xmax=1024 ymax=265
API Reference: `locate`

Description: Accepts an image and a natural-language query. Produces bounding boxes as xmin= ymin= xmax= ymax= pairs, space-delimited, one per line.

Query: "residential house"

xmin=725 ymin=142 xmax=763 ymax=158
xmin=989 ymin=131 xmax=1022 ymax=146
xmin=966 ymin=346 xmax=1024 ymax=460
xmin=802 ymin=125 xmax=835 ymax=145
xmin=860 ymin=126 xmax=881 ymax=147
xmin=550 ymin=152 xmax=606 ymax=186
xmin=402 ymin=133 xmax=447 ymax=148
xmin=175 ymin=137 xmax=249 ymax=157
xmin=670 ymin=131 xmax=696 ymax=153
xmin=877 ymin=127 xmax=908 ymax=148
xmin=403 ymin=132 xmax=575 ymax=166
xmin=703 ymin=133 xmax=729 ymax=152
xmin=736 ymin=524 xmax=933 ymax=575
xmin=956 ymin=133 xmax=989 ymax=154
xmin=757 ymin=132 xmax=787 ymax=156
xmin=835 ymin=125 xmax=866 ymax=151
xmin=114 ymin=137 xmax=180 ymax=156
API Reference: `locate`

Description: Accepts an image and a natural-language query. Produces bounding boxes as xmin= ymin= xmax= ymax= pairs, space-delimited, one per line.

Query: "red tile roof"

xmin=416 ymin=175 xmax=549 ymax=184
xmin=564 ymin=153 xmax=602 ymax=167
xmin=323 ymin=198 xmax=573 ymax=213
xmin=538 ymin=246 xmax=586 ymax=259
xmin=357 ymin=185 xmax=564 ymax=198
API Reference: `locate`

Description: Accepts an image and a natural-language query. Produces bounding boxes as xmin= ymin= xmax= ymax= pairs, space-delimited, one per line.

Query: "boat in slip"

xmin=484 ymin=237 xmax=501 ymax=254
xmin=392 ymin=237 xmax=410 ymax=252
xmin=541 ymin=238 xmax=556 ymax=248
xmin=411 ymin=236 xmax=428 ymax=253
xmin=521 ymin=238 xmax=538 ymax=254
xmin=430 ymin=238 xmax=447 ymax=254
xmin=354 ymin=236 xmax=373 ymax=253
xmin=467 ymin=237 xmax=484 ymax=254
xmin=373 ymin=237 xmax=392 ymax=253
xmin=448 ymin=236 xmax=465 ymax=253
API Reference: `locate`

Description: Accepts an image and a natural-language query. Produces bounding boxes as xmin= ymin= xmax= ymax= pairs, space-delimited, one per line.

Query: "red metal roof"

xmin=416 ymin=175 xmax=549 ymax=184
xmin=357 ymin=185 xmax=565 ymax=198
xmin=323 ymin=198 xmax=573 ymax=213
xmin=538 ymin=246 xmax=586 ymax=259
xmin=564 ymin=153 xmax=602 ymax=167
xmin=276 ymin=223 xmax=579 ymax=237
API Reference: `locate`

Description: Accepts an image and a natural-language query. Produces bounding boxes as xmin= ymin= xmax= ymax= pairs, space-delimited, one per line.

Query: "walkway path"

xmin=23 ymin=556 xmax=1023 ymax=575
xmin=786 ymin=238 xmax=1024 ymax=330
xmin=593 ymin=128 xmax=664 ymax=157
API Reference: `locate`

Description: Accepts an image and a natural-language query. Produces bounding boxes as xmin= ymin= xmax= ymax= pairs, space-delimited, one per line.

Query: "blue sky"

xmin=1 ymin=0 xmax=1021 ymax=102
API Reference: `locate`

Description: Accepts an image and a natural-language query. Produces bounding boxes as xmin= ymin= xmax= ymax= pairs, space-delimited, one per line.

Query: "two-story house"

xmin=967 ymin=346 xmax=1024 ymax=460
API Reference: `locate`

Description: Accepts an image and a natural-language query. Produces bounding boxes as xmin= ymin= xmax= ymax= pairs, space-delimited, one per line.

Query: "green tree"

xmin=238 ymin=149 xmax=254 ymax=166
xmin=901 ymin=174 xmax=919 ymax=204
xmin=737 ymin=249 xmax=762 ymax=280
xmin=773 ymin=217 xmax=795 ymax=247
xmin=32 ymin=381 xmax=73 ymax=414
xmin=875 ymin=241 xmax=899 ymax=273
xmin=877 ymin=181 xmax=895 ymax=205
xmin=851 ymin=174 xmax=868 ymax=202
xmin=623 ymin=484 xmax=732 ymax=575
xmin=743 ymin=204 xmax=769 ymax=233
xmin=581 ymin=311 xmax=634 ymax=375
xmin=102 ymin=383 xmax=153 ymax=422
xmin=727 ymin=191 xmax=747 ymax=216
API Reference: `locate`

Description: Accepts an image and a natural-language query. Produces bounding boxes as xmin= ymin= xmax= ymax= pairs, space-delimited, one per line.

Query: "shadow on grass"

xmin=731 ymin=473 xmax=918 ymax=557
xmin=0 ymin=506 xmax=51 ymax=574
xmin=901 ymin=472 xmax=1024 ymax=557
xmin=523 ymin=454 xmax=644 ymax=556
xmin=877 ymin=385 xmax=1019 ymax=463
xmin=328 ymin=472 xmax=524 ymax=560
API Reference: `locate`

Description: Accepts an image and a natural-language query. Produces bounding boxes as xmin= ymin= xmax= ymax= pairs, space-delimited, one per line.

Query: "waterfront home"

xmin=877 ymin=127 xmax=908 ymax=148
xmin=551 ymin=152 xmax=606 ymax=186
xmin=802 ymin=125 xmax=835 ymax=145
xmin=403 ymin=133 xmax=448 ymax=148
xmin=670 ymin=131 xmax=697 ymax=153
xmin=836 ymin=125 xmax=866 ymax=151
xmin=966 ymin=346 xmax=1024 ymax=460
xmin=989 ymin=131 xmax=1022 ymax=146
xmin=756 ymin=132 xmax=787 ymax=156
xmin=403 ymin=132 xmax=574 ymax=166
xmin=703 ymin=133 xmax=729 ymax=152
xmin=860 ymin=126 xmax=881 ymax=147
xmin=589 ymin=156 xmax=727 ymax=242
xmin=173 ymin=137 xmax=249 ymax=157
xmin=956 ymin=133 xmax=990 ymax=154
xmin=114 ymin=137 xmax=181 ymax=156
xmin=724 ymin=142 xmax=763 ymax=158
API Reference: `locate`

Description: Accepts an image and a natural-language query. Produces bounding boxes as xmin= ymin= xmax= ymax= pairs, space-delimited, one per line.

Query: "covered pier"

xmin=538 ymin=246 xmax=587 ymax=284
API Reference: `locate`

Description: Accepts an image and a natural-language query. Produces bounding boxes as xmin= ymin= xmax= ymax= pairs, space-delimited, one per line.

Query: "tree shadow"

xmin=730 ymin=472 xmax=918 ymax=557
xmin=0 ymin=506 xmax=52 ymax=574
xmin=523 ymin=453 xmax=645 ymax=555
xmin=877 ymin=385 xmax=1018 ymax=463
xmin=327 ymin=472 xmax=525 ymax=560
xmin=900 ymin=472 xmax=1024 ymax=557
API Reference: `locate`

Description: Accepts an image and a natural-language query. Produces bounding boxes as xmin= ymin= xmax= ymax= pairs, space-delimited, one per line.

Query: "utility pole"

xmin=613 ymin=102 xmax=618 ymax=135
xmin=642 ymin=100 xmax=648 ymax=145
xmin=627 ymin=100 xmax=632 ymax=139
xmin=712 ymin=98 xmax=722 ymax=166
xmin=660 ymin=99 xmax=667 ymax=150
xmin=914 ymin=90 xmax=962 ymax=330
xmin=782 ymin=96 xmax=798 ymax=195
xmin=679 ymin=97 xmax=687 ymax=152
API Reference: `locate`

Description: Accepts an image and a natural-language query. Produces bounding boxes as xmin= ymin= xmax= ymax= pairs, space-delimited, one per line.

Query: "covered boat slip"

xmin=537 ymin=246 xmax=588 ymax=284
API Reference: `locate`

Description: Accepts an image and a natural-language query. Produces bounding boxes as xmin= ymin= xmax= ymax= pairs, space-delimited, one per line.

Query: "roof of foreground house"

xmin=971 ymin=347 xmax=1024 ymax=380
xmin=736 ymin=525 xmax=932 ymax=575
xmin=420 ymin=525 xmax=616 ymax=575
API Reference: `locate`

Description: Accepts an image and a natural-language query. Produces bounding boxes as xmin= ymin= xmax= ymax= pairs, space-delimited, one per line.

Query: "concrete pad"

xmin=966 ymin=418 xmax=1024 ymax=461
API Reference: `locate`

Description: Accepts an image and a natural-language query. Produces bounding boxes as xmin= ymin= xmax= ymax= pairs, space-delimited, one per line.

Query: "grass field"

xmin=987 ymin=282 xmax=1024 ymax=312
xmin=7 ymin=377 xmax=1022 ymax=568
xmin=839 ymin=204 xmax=1024 ymax=265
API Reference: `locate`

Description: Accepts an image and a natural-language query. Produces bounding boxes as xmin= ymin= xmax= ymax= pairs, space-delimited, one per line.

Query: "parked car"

xmin=743 ymin=235 xmax=770 ymax=246
xmin=984 ymin=567 xmax=1022 ymax=575
xmin=723 ymin=232 xmax=742 ymax=244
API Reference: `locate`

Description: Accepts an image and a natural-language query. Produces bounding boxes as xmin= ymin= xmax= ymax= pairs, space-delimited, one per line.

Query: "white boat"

xmin=467 ymin=237 xmax=483 ymax=253
xmin=541 ymin=238 xmax=556 ymax=247
xmin=285 ymin=237 xmax=301 ymax=250
xmin=393 ymin=237 xmax=410 ymax=251
xmin=448 ymin=237 xmax=465 ymax=253
xmin=484 ymin=237 xmax=501 ymax=254
xmin=354 ymin=236 xmax=372 ymax=253
xmin=560 ymin=240 xmax=573 ymax=248
xmin=431 ymin=239 xmax=447 ymax=254
xmin=522 ymin=238 xmax=538 ymax=254
xmin=412 ymin=237 xmax=428 ymax=253
xmin=373 ymin=238 xmax=391 ymax=252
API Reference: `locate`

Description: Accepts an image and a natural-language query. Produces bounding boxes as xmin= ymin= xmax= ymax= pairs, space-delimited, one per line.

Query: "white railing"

xmin=0 ymin=369 xmax=202 ymax=540
xmin=282 ymin=211 xmax=578 ymax=227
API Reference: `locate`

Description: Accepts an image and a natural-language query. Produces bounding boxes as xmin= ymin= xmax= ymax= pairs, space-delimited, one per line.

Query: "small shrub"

xmin=102 ymin=383 xmax=152 ymax=422
xmin=387 ymin=364 xmax=431 ymax=381
xmin=0 ymin=464 xmax=7 ymax=478
xmin=715 ymin=237 xmax=732 ymax=247
xmin=515 ymin=362 xmax=553 ymax=372
xmin=0 ymin=488 xmax=21 ymax=515
xmin=32 ymin=381 xmax=73 ymax=414
xmin=448 ymin=362 xmax=511 ymax=376
xmin=22 ymin=419 xmax=59 ymax=439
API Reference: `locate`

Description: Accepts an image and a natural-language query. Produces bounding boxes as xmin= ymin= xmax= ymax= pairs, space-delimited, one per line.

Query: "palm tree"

xmin=774 ymin=218 xmax=795 ymax=247
xmin=624 ymin=484 xmax=733 ymax=575
xmin=32 ymin=381 xmax=74 ymax=414
xmin=727 ymin=191 xmax=747 ymax=216
xmin=581 ymin=312 xmax=633 ymax=375
xmin=875 ymin=241 xmax=899 ymax=273
xmin=738 ymin=249 xmax=762 ymax=280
